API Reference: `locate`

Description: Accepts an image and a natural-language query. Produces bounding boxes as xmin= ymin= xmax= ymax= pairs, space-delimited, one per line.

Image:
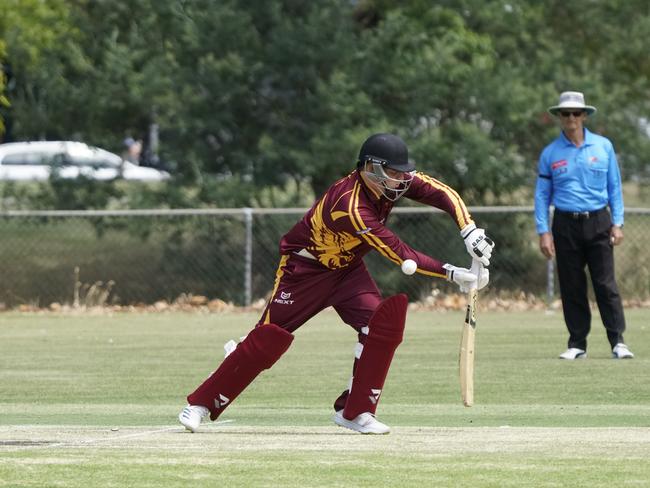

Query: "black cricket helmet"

xmin=357 ymin=133 xmax=415 ymax=172
xmin=357 ymin=133 xmax=415 ymax=201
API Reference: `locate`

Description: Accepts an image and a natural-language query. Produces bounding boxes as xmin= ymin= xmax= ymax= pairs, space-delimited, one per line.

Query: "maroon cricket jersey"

xmin=279 ymin=170 xmax=474 ymax=278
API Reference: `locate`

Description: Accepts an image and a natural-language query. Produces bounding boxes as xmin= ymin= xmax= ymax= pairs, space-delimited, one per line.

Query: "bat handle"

xmin=470 ymin=259 xmax=483 ymax=290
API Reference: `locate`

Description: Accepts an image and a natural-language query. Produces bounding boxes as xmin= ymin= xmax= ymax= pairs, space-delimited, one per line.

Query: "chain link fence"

xmin=1 ymin=207 xmax=649 ymax=308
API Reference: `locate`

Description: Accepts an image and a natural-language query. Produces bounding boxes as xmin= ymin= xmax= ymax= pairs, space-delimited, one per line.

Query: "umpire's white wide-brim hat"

xmin=548 ymin=91 xmax=597 ymax=115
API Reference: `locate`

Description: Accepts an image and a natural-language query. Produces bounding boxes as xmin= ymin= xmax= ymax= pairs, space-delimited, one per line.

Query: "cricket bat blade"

xmin=459 ymin=261 xmax=481 ymax=407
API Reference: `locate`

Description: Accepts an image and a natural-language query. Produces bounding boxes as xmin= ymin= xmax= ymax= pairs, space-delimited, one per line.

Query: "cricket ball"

xmin=401 ymin=259 xmax=417 ymax=275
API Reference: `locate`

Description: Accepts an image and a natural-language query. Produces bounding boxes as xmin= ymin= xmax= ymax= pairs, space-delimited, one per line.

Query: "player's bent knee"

xmin=366 ymin=294 xmax=408 ymax=346
xmin=246 ymin=323 xmax=294 ymax=369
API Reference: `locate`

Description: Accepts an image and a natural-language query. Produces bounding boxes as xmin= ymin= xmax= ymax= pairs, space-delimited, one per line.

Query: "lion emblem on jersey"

xmin=309 ymin=198 xmax=360 ymax=268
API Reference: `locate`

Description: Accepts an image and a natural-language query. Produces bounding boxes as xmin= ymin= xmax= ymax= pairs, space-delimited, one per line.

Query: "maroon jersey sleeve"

xmin=345 ymin=181 xmax=447 ymax=278
xmin=404 ymin=172 xmax=474 ymax=231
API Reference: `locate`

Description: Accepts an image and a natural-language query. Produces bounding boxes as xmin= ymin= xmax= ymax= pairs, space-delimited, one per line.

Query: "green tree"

xmin=3 ymin=0 xmax=650 ymax=209
xmin=0 ymin=0 xmax=81 ymax=138
xmin=440 ymin=0 xmax=650 ymax=180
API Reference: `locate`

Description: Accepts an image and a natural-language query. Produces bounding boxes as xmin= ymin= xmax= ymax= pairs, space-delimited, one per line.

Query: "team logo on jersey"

xmin=273 ymin=291 xmax=295 ymax=305
xmin=214 ymin=393 xmax=230 ymax=409
xmin=551 ymin=159 xmax=567 ymax=170
xmin=369 ymin=388 xmax=382 ymax=405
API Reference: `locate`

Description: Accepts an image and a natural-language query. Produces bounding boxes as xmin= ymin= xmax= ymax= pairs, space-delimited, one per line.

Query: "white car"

xmin=0 ymin=141 xmax=170 ymax=181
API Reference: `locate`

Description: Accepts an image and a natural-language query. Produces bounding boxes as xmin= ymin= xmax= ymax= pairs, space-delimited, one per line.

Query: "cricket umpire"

xmin=179 ymin=133 xmax=495 ymax=434
xmin=535 ymin=91 xmax=633 ymax=360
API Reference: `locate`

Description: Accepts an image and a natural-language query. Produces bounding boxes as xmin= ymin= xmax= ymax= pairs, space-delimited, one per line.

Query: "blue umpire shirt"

xmin=534 ymin=127 xmax=624 ymax=234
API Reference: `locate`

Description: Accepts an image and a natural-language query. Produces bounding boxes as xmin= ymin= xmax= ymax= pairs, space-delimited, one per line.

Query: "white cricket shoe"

xmin=612 ymin=343 xmax=634 ymax=359
xmin=333 ymin=411 xmax=390 ymax=434
xmin=559 ymin=348 xmax=587 ymax=360
xmin=178 ymin=404 xmax=209 ymax=432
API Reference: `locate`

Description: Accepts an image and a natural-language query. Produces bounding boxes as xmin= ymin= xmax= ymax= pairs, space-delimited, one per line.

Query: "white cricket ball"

xmin=401 ymin=259 xmax=417 ymax=275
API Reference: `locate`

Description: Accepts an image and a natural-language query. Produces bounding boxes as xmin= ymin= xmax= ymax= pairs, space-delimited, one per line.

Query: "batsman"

xmin=179 ymin=133 xmax=494 ymax=434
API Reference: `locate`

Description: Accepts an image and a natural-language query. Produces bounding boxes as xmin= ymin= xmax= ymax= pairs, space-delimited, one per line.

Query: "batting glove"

xmin=461 ymin=223 xmax=495 ymax=266
xmin=443 ymin=264 xmax=489 ymax=293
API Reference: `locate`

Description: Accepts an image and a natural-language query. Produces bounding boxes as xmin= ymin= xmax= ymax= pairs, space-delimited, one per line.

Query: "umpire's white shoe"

xmin=178 ymin=404 xmax=209 ymax=432
xmin=559 ymin=348 xmax=587 ymax=360
xmin=612 ymin=343 xmax=634 ymax=359
xmin=333 ymin=411 xmax=390 ymax=434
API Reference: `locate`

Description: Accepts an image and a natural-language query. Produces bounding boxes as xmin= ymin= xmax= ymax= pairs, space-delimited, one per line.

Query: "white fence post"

xmin=243 ymin=207 xmax=253 ymax=306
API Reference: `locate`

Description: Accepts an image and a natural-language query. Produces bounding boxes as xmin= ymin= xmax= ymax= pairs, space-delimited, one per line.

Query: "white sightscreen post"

xmin=243 ymin=208 xmax=253 ymax=306
xmin=547 ymin=258 xmax=555 ymax=305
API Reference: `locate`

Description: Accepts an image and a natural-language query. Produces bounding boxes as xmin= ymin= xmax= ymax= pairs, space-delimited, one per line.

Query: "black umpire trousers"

xmin=552 ymin=207 xmax=626 ymax=350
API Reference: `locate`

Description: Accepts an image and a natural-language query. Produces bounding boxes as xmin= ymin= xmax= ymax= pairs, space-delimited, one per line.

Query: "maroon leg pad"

xmin=342 ymin=294 xmax=407 ymax=420
xmin=187 ymin=323 xmax=293 ymax=421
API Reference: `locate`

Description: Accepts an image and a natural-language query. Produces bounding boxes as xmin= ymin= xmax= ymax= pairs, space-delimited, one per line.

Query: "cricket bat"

xmin=459 ymin=259 xmax=482 ymax=407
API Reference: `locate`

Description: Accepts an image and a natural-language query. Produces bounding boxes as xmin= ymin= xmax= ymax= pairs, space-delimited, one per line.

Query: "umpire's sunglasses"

xmin=559 ymin=111 xmax=585 ymax=118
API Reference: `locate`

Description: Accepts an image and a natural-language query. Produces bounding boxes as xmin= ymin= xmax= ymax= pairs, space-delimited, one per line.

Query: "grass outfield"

xmin=1 ymin=309 xmax=649 ymax=487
